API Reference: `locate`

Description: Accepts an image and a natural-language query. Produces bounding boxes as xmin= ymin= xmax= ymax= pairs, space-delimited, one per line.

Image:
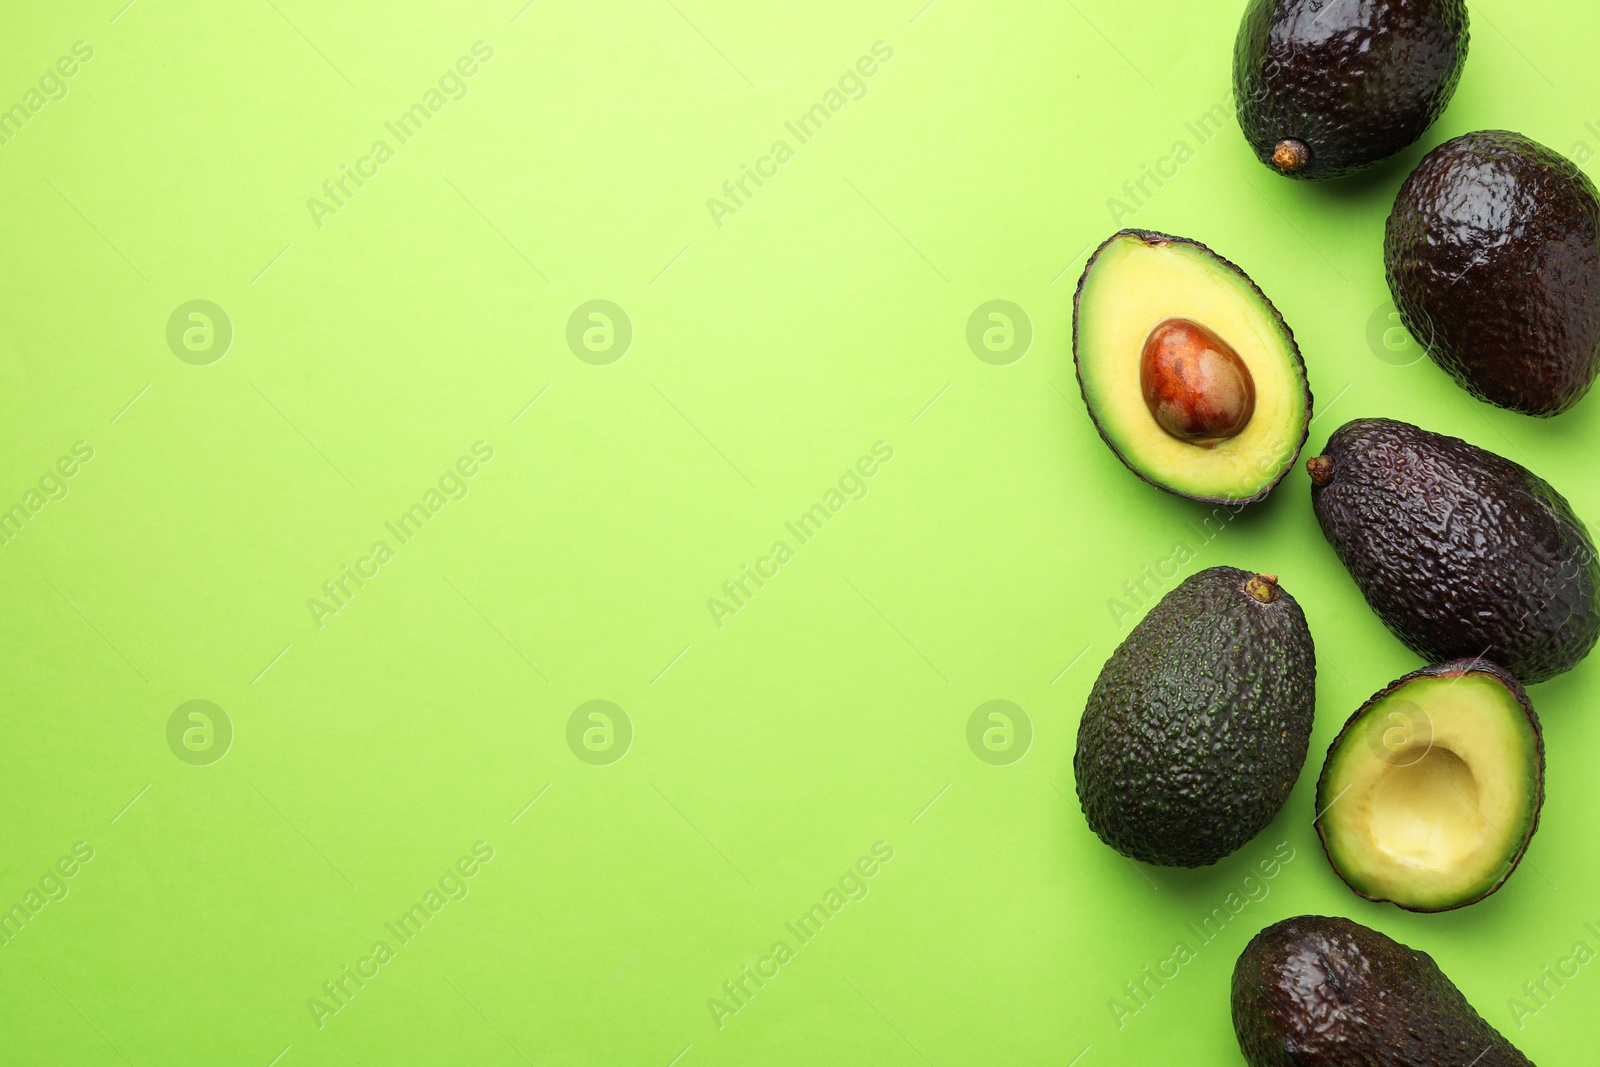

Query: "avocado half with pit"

xmin=1073 ymin=230 xmax=1312 ymax=504
xmin=1315 ymin=659 xmax=1544 ymax=913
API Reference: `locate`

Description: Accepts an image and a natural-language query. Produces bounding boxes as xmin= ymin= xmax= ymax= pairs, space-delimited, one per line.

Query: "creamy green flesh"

xmin=1317 ymin=674 xmax=1540 ymax=911
xmin=1075 ymin=234 xmax=1308 ymax=502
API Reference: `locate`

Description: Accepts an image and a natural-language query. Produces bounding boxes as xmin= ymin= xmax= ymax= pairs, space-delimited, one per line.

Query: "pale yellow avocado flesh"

xmin=1075 ymin=233 xmax=1308 ymax=502
xmin=1318 ymin=674 xmax=1540 ymax=911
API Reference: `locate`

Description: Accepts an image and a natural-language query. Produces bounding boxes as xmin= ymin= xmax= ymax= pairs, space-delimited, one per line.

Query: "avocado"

xmin=1310 ymin=418 xmax=1600 ymax=683
xmin=1386 ymin=130 xmax=1600 ymax=415
xmin=1316 ymin=659 xmax=1544 ymax=912
xmin=1233 ymin=915 xmax=1535 ymax=1066
xmin=1234 ymin=0 xmax=1468 ymax=179
xmin=1073 ymin=230 xmax=1312 ymax=505
xmin=1074 ymin=567 xmax=1315 ymax=867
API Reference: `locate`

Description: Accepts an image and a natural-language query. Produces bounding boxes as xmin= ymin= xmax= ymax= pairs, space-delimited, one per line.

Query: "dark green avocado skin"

xmin=1234 ymin=0 xmax=1468 ymax=179
xmin=1314 ymin=659 xmax=1545 ymax=913
xmin=1310 ymin=418 xmax=1600 ymax=684
xmin=1233 ymin=915 xmax=1535 ymax=1066
xmin=1074 ymin=567 xmax=1315 ymax=868
xmin=1386 ymin=131 xmax=1600 ymax=415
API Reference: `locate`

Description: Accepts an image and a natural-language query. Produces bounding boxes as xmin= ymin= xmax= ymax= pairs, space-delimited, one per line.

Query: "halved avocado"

xmin=1073 ymin=230 xmax=1312 ymax=504
xmin=1315 ymin=659 xmax=1544 ymax=912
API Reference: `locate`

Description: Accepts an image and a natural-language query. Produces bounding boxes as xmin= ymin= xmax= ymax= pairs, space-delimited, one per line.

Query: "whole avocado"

xmin=1232 ymin=915 xmax=1535 ymax=1066
xmin=1234 ymin=0 xmax=1468 ymax=179
xmin=1074 ymin=567 xmax=1315 ymax=868
xmin=1387 ymin=130 xmax=1600 ymax=415
xmin=1309 ymin=418 xmax=1600 ymax=683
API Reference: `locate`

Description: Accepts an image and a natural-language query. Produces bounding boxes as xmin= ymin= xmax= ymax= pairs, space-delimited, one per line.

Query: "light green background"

xmin=0 ymin=0 xmax=1596 ymax=1063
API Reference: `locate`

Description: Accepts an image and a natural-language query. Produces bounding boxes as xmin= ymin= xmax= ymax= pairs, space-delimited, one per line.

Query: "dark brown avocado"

xmin=1308 ymin=418 xmax=1600 ymax=683
xmin=1233 ymin=915 xmax=1535 ymax=1066
xmin=1234 ymin=0 xmax=1468 ymax=179
xmin=1386 ymin=130 xmax=1600 ymax=415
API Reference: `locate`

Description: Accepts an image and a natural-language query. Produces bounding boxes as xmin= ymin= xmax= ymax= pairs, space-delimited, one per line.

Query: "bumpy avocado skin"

xmin=1234 ymin=0 xmax=1468 ymax=179
xmin=1074 ymin=567 xmax=1315 ymax=868
xmin=1386 ymin=131 xmax=1600 ymax=415
xmin=1232 ymin=915 xmax=1535 ymax=1066
xmin=1314 ymin=659 xmax=1545 ymax=913
xmin=1310 ymin=418 xmax=1600 ymax=684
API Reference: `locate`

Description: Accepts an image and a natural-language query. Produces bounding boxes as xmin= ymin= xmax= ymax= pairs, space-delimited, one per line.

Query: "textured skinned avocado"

xmin=1315 ymin=659 xmax=1544 ymax=912
xmin=1233 ymin=915 xmax=1535 ymax=1066
xmin=1073 ymin=230 xmax=1312 ymax=505
xmin=1074 ymin=567 xmax=1315 ymax=868
xmin=1310 ymin=418 xmax=1600 ymax=683
xmin=1386 ymin=130 xmax=1600 ymax=415
xmin=1234 ymin=0 xmax=1468 ymax=179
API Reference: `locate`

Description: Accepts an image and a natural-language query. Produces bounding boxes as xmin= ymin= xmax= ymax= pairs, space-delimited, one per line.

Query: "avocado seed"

xmin=1140 ymin=318 xmax=1256 ymax=445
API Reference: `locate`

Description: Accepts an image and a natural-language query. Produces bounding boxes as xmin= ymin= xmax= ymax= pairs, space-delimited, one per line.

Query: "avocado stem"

xmin=1245 ymin=574 xmax=1279 ymax=603
xmin=1307 ymin=455 xmax=1334 ymax=486
xmin=1272 ymin=138 xmax=1310 ymax=173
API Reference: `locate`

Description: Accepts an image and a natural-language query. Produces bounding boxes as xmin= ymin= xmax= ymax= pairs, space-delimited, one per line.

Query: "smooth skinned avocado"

xmin=1073 ymin=230 xmax=1312 ymax=504
xmin=1075 ymin=567 xmax=1315 ymax=868
xmin=1310 ymin=418 xmax=1600 ymax=683
xmin=1233 ymin=915 xmax=1536 ymax=1066
xmin=1316 ymin=660 xmax=1544 ymax=912
xmin=1387 ymin=130 xmax=1600 ymax=415
xmin=1234 ymin=0 xmax=1468 ymax=179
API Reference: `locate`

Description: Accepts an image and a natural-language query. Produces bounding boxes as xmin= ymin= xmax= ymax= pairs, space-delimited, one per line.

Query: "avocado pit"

xmin=1140 ymin=318 xmax=1257 ymax=446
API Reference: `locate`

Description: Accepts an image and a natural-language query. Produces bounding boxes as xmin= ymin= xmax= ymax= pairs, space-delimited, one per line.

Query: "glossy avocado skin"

xmin=1310 ymin=418 xmax=1600 ymax=683
xmin=1074 ymin=567 xmax=1315 ymax=868
xmin=1387 ymin=131 xmax=1600 ymax=415
xmin=1232 ymin=915 xmax=1535 ymax=1066
xmin=1234 ymin=0 xmax=1468 ymax=179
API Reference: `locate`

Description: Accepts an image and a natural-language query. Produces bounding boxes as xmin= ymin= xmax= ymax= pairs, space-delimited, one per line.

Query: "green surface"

xmin=0 ymin=1 xmax=1597 ymax=1064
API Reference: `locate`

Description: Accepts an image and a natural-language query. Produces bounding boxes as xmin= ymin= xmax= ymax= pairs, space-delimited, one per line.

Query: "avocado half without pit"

xmin=1315 ymin=660 xmax=1544 ymax=912
xmin=1073 ymin=230 xmax=1312 ymax=504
